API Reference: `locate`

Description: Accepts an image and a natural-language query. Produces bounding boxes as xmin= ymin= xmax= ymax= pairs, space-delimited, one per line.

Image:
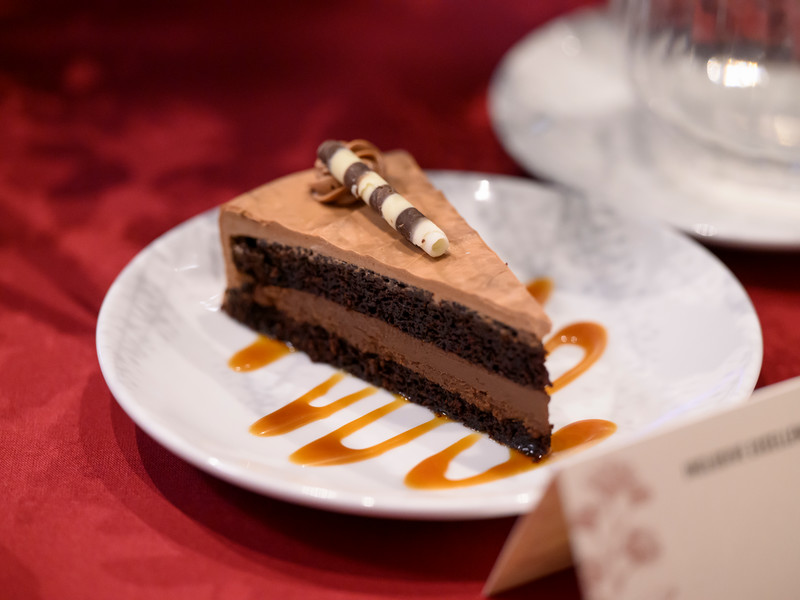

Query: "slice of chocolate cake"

xmin=220 ymin=141 xmax=552 ymax=458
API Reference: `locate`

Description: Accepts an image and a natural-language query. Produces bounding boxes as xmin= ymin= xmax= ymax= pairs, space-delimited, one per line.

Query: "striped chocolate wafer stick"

xmin=317 ymin=140 xmax=449 ymax=257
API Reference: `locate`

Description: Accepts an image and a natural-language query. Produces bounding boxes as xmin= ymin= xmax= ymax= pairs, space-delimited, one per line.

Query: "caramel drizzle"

xmin=290 ymin=398 xmax=446 ymax=466
xmin=405 ymin=419 xmax=617 ymax=489
xmin=233 ymin=278 xmax=613 ymax=489
xmin=249 ymin=372 xmax=371 ymax=436
xmin=545 ymin=322 xmax=607 ymax=393
xmin=526 ymin=277 xmax=553 ymax=306
xmin=229 ymin=336 xmax=293 ymax=372
xmin=309 ymin=139 xmax=386 ymax=205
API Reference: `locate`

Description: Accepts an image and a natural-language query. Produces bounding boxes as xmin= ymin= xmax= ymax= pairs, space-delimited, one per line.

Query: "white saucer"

xmin=96 ymin=172 xmax=761 ymax=520
xmin=489 ymin=8 xmax=800 ymax=250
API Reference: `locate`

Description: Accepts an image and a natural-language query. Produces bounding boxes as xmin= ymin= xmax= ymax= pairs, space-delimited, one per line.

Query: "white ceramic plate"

xmin=96 ymin=172 xmax=762 ymax=520
xmin=489 ymin=8 xmax=800 ymax=250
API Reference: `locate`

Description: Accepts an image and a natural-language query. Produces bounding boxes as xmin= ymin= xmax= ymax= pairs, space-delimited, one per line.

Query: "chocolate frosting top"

xmin=220 ymin=150 xmax=551 ymax=340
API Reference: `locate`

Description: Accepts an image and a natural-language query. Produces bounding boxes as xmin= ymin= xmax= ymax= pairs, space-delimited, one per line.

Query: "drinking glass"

xmin=624 ymin=0 xmax=800 ymax=165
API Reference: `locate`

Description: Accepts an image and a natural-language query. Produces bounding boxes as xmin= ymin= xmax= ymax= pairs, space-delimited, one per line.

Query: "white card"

xmin=485 ymin=377 xmax=800 ymax=598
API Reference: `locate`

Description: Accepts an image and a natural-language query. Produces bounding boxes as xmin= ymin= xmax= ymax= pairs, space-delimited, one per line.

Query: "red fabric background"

xmin=1 ymin=1 xmax=798 ymax=599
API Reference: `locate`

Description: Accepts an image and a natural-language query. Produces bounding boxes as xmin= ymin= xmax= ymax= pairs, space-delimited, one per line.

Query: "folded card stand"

xmin=486 ymin=376 xmax=800 ymax=599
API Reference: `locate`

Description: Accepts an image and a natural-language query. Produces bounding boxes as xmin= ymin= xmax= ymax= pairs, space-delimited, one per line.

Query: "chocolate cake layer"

xmin=230 ymin=236 xmax=550 ymax=390
xmin=224 ymin=285 xmax=551 ymax=458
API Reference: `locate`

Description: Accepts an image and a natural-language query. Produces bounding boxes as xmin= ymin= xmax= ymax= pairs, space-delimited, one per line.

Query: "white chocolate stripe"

xmin=411 ymin=219 xmax=442 ymax=249
xmin=380 ymin=193 xmax=411 ymax=229
xmin=328 ymin=148 xmax=358 ymax=184
xmin=355 ymin=170 xmax=386 ymax=201
xmin=317 ymin=141 xmax=450 ymax=257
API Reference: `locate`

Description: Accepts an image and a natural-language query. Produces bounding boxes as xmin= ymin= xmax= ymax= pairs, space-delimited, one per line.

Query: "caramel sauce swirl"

xmin=545 ymin=322 xmax=607 ymax=393
xmin=249 ymin=372 xmax=374 ymax=436
xmin=309 ymin=139 xmax=386 ymax=205
xmin=290 ymin=398 xmax=446 ymax=466
xmin=405 ymin=419 xmax=617 ymax=489
xmin=228 ymin=336 xmax=293 ymax=371
xmin=526 ymin=277 xmax=553 ymax=306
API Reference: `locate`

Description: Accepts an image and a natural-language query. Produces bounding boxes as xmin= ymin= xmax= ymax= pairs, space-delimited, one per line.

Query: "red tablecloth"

xmin=2 ymin=1 xmax=798 ymax=598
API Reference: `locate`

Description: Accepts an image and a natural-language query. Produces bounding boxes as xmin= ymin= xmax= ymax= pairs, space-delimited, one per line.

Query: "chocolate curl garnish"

xmin=310 ymin=139 xmax=386 ymax=205
xmin=314 ymin=139 xmax=450 ymax=258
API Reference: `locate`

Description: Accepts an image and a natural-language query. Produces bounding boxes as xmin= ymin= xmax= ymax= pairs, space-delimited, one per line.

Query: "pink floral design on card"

xmin=567 ymin=460 xmax=677 ymax=600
